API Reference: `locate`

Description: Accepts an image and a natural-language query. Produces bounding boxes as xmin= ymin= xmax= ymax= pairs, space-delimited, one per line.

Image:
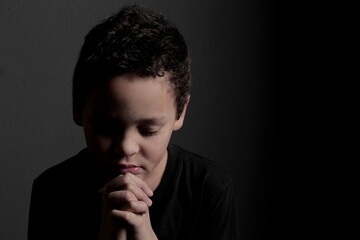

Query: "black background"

xmin=0 ymin=0 xmax=315 ymax=239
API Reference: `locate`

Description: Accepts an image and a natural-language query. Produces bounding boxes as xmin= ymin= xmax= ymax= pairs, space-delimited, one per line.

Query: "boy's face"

xmin=78 ymin=73 xmax=187 ymax=188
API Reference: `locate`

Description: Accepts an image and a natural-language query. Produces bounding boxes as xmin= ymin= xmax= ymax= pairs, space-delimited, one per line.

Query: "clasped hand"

xmin=97 ymin=173 xmax=157 ymax=240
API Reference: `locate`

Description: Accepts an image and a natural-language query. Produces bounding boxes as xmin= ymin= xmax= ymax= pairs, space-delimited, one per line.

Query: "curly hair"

xmin=72 ymin=5 xmax=191 ymax=119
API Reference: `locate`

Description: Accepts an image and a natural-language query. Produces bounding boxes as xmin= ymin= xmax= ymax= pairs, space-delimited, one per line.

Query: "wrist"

xmin=130 ymin=225 xmax=158 ymax=240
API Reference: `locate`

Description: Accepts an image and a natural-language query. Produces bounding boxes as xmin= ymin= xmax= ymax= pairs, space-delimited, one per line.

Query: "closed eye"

xmin=138 ymin=128 xmax=158 ymax=137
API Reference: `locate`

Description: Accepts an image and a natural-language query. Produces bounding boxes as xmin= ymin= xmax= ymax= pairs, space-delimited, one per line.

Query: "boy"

xmin=28 ymin=5 xmax=239 ymax=240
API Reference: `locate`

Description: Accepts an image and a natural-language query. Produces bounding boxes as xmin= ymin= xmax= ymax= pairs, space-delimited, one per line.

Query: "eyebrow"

xmin=135 ymin=117 xmax=167 ymax=125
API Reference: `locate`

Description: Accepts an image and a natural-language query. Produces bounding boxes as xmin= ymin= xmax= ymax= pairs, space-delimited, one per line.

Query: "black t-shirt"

xmin=28 ymin=144 xmax=240 ymax=239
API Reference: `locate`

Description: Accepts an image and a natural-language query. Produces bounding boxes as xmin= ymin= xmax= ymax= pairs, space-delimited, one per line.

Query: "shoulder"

xmin=33 ymin=149 xmax=89 ymax=187
xmin=169 ymin=144 xmax=233 ymax=193
xmin=168 ymin=145 xmax=239 ymax=233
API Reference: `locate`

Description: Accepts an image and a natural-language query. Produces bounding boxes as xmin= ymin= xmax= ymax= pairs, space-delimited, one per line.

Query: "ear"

xmin=73 ymin=113 xmax=83 ymax=126
xmin=173 ymin=95 xmax=190 ymax=131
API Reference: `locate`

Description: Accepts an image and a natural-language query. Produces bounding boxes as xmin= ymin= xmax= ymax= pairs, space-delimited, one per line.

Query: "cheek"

xmin=143 ymin=131 xmax=172 ymax=158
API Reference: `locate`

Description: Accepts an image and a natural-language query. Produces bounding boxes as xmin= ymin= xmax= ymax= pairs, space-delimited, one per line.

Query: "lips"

xmin=118 ymin=164 xmax=142 ymax=175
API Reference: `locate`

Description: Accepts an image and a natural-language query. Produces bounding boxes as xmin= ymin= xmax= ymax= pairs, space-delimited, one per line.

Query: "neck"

xmin=145 ymin=150 xmax=168 ymax=191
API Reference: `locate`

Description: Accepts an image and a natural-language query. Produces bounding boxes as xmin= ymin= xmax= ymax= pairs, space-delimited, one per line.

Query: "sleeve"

xmin=193 ymin=174 xmax=241 ymax=240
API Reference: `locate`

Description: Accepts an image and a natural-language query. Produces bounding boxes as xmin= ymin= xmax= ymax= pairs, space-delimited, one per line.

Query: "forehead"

xmin=108 ymin=73 xmax=173 ymax=96
xmin=86 ymin=74 xmax=177 ymax=120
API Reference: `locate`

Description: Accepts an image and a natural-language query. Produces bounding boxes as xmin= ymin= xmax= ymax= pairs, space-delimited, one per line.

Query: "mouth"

xmin=117 ymin=164 xmax=143 ymax=175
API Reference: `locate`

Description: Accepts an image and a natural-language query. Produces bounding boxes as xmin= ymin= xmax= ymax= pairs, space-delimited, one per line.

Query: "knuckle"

xmin=125 ymin=183 xmax=134 ymax=191
xmin=138 ymin=201 xmax=148 ymax=211
xmin=122 ymin=173 xmax=132 ymax=181
xmin=107 ymin=190 xmax=133 ymax=203
xmin=123 ymin=191 xmax=134 ymax=200
xmin=122 ymin=200 xmax=148 ymax=214
xmin=130 ymin=200 xmax=142 ymax=209
xmin=132 ymin=201 xmax=148 ymax=213
xmin=115 ymin=210 xmax=132 ymax=221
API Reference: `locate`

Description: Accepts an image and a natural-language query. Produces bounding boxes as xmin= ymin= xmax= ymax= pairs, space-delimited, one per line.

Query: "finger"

xmin=122 ymin=183 xmax=153 ymax=207
xmin=108 ymin=190 xmax=137 ymax=204
xmin=129 ymin=174 xmax=154 ymax=197
xmin=107 ymin=173 xmax=153 ymax=197
xmin=106 ymin=174 xmax=153 ymax=206
xmin=120 ymin=200 xmax=148 ymax=214
xmin=111 ymin=209 xmax=137 ymax=226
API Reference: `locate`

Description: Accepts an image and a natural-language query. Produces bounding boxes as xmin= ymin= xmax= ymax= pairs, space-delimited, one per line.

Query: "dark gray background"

xmin=0 ymin=0 xmax=278 ymax=239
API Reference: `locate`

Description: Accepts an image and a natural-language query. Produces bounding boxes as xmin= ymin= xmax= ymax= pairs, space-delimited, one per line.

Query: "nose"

xmin=112 ymin=130 xmax=140 ymax=158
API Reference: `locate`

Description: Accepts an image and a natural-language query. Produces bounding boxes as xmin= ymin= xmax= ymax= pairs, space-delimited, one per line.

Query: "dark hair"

xmin=72 ymin=5 xmax=191 ymax=119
